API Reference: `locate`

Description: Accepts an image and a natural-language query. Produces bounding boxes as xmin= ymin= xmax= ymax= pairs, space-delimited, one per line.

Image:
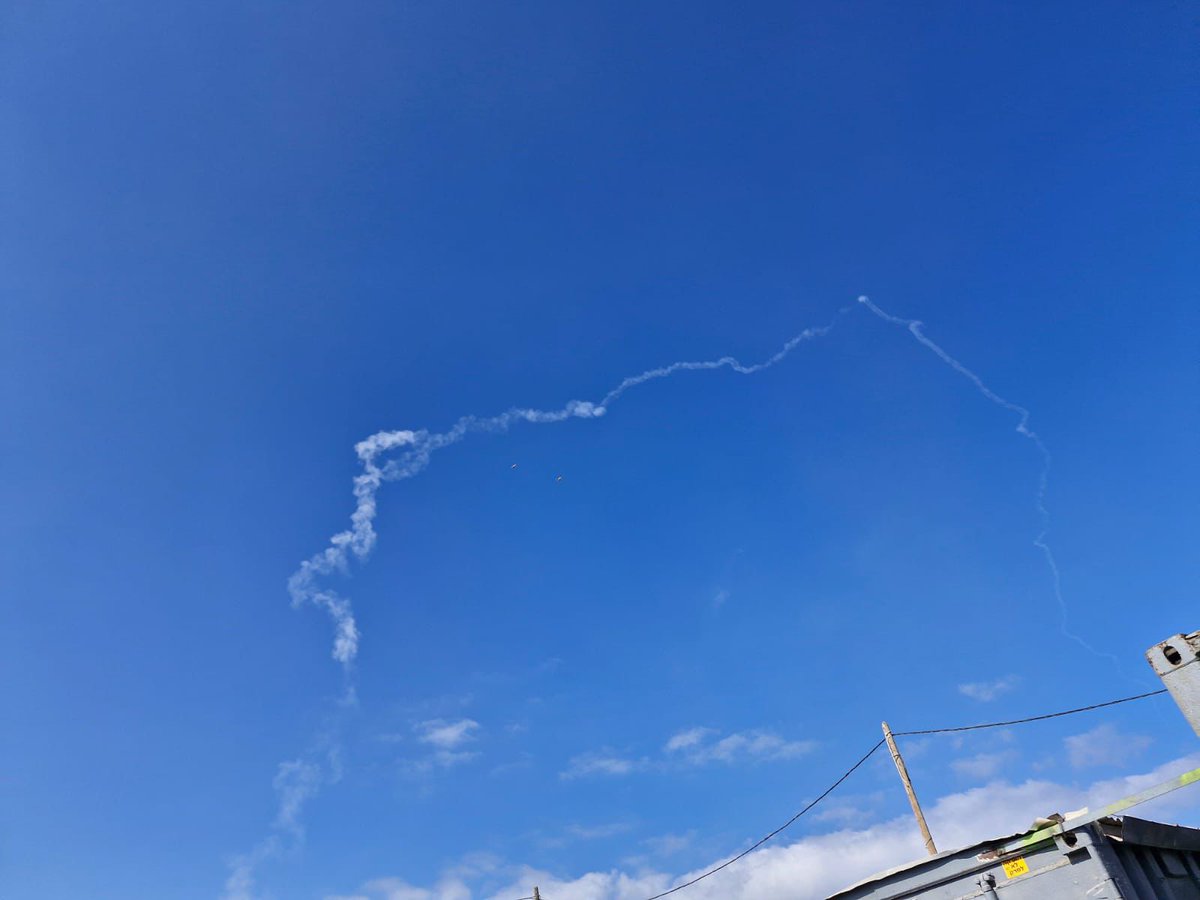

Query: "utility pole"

xmin=1147 ymin=631 xmax=1200 ymax=737
xmin=882 ymin=721 xmax=937 ymax=856
xmin=533 ymin=887 xmax=540 ymax=900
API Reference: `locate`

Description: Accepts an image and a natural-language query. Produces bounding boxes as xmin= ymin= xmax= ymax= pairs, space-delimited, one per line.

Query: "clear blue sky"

xmin=2 ymin=2 xmax=1197 ymax=898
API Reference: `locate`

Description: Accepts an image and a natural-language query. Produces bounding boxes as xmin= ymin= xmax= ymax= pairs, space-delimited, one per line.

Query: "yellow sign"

xmin=1002 ymin=857 xmax=1030 ymax=878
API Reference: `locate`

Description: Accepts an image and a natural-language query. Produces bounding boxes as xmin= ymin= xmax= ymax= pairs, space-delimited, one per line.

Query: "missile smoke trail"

xmin=856 ymin=296 xmax=1116 ymax=663
xmin=225 ymin=319 xmax=836 ymax=896
xmin=232 ymin=298 xmax=1112 ymax=895
xmin=287 ymin=322 xmax=836 ymax=668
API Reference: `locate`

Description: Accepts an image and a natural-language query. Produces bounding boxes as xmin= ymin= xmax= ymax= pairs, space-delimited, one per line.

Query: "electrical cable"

xmin=893 ymin=688 xmax=1167 ymax=736
xmin=517 ymin=686 xmax=1169 ymax=900
xmin=636 ymin=688 xmax=1167 ymax=899
xmin=640 ymin=738 xmax=887 ymax=900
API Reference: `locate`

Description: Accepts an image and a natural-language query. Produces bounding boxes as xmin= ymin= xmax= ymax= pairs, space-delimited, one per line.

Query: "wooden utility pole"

xmin=882 ymin=721 xmax=937 ymax=856
xmin=533 ymin=887 xmax=540 ymax=900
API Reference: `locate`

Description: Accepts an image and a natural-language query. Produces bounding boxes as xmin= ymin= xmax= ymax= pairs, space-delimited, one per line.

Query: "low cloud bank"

xmin=329 ymin=753 xmax=1200 ymax=900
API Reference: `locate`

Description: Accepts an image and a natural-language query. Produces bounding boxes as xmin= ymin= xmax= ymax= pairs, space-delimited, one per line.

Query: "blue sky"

xmin=2 ymin=2 xmax=1198 ymax=898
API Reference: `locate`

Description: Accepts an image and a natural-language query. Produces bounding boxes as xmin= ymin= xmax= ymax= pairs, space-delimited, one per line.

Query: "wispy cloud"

xmin=641 ymin=831 xmax=696 ymax=857
xmin=563 ymin=728 xmax=813 ymax=779
xmin=951 ymin=751 xmax=1017 ymax=780
xmin=416 ymin=718 xmax=480 ymax=750
xmin=390 ymin=719 xmax=485 ymax=778
xmin=327 ymin=874 xmax=472 ymax=900
xmin=566 ymin=822 xmax=636 ymax=840
xmin=664 ymin=727 xmax=716 ymax=752
xmin=957 ymin=675 xmax=1020 ymax=702
xmin=809 ymin=792 xmax=888 ymax=826
xmin=560 ymin=751 xmax=649 ymax=780
xmin=490 ymin=753 xmax=534 ymax=777
xmin=664 ymin=728 xmax=816 ymax=766
xmin=1064 ymin=723 xmax=1153 ymax=769
xmin=531 ymin=821 xmax=636 ymax=850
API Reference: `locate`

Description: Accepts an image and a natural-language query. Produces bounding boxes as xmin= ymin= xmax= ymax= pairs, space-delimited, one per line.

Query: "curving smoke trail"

xmin=232 ymin=298 xmax=1114 ymax=896
xmin=287 ymin=323 xmax=836 ymax=668
xmin=225 ymin=319 xmax=834 ymax=896
xmin=856 ymin=296 xmax=1116 ymax=664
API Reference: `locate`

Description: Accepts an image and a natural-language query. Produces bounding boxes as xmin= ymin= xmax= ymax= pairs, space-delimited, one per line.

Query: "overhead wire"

xmin=636 ymin=686 xmax=1168 ymax=900
xmin=641 ymin=738 xmax=887 ymax=900
xmin=892 ymin=688 xmax=1167 ymax=736
xmin=516 ymin=686 xmax=1170 ymax=900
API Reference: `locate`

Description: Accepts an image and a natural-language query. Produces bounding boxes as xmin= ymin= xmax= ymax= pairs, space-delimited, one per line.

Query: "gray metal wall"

xmin=1108 ymin=818 xmax=1200 ymax=900
xmin=827 ymin=817 xmax=1200 ymax=900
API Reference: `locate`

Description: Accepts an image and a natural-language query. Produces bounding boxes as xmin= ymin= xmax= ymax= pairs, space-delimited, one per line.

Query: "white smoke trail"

xmin=222 ymin=756 xmax=326 ymax=900
xmin=600 ymin=326 xmax=834 ymax=407
xmin=288 ymin=323 xmax=835 ymax=668
xmin=222 ymin=719 xmax=348 ymax=900
xmin=225 ymin=318 xmax=836 ymax=895
xmin=856 ymin=296 xmax=1117 ymax=664
xmin=238 ymin=298 xmax=1119 ymax=896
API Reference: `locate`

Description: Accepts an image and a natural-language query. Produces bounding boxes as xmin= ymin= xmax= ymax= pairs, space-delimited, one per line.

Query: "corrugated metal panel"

xmin=1109 ymin=820 xmax=1200 ymax=900
xmin=827 ymin=817 xmax=1200 ymax=900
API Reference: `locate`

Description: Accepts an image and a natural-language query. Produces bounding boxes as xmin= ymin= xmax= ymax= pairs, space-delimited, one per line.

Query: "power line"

xmin=637 ymin=688 xmax=1166 ymax=899
xmin=523 ymin=687 xmax=1170 ymax=900
xmin=893 ymin=688 xmax=1167 ymax=736
xmin=641 ymin=738 xmax=887 ymax=900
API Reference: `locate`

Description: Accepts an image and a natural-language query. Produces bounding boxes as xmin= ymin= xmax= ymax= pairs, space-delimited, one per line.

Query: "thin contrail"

xmin=856 ymin=295 xmax=1117 ymax=664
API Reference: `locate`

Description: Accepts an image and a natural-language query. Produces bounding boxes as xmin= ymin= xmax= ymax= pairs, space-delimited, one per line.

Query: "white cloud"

xmin=490 ymin=753 xmax=534 ymax=777
xmin=664 ymin=728 xmax=716 ymax=752
xmin=417 ymin=719 xmax=481 ymax=750
xmin=394 ymin=720 xmax=485 ymax=779
xmin=641 ymin=832 xmax=695 ymax=857
xmin=665 ymin=729 xmax=815 ymax=766
xmin=810 ymin=793 xmax=887 ymax=826
xmin=336 ymin=753 xmax=1200 ymax=900
xmin=567 ymin=822 xmax=636 ymax=840
xmin=950 ymin=751 xmax=1016 ymax=780
xmin=957 ymin=676 xmax=1020 ymax=702
xmin=567 ymin=728 xmax=814 ymax=780
xmin=1064 ymin=723 xmax=1153 ymax=769
xmin=402 ymin=750 xmax=479 ymax=778
xmin=561 ymin=752 xmax=649 ymax=780
xmin=711 ymin=589 xmax=730 ymax=609
xmin=328 ymin=874 xmax=472 ymax=900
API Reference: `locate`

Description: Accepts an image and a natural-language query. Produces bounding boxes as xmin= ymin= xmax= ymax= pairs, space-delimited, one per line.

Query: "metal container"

xmin=828 ymin=815 xmax=1200 ymax=899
